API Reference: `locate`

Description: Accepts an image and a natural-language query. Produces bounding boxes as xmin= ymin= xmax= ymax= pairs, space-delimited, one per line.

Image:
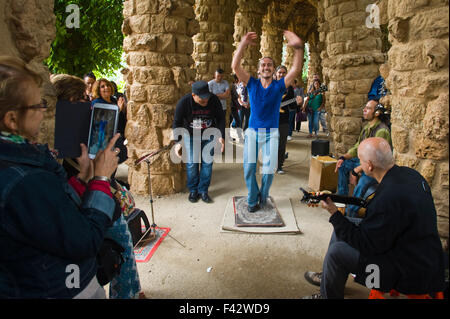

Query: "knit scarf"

xmin=0 ymin=131 xmax=27 ymax=144
xmin=0 ymin=131 xmax=59 ymax=159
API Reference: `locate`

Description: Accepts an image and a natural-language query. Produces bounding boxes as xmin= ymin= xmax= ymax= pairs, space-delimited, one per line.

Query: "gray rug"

xmin=233 ymin=196 xmax=285 ymax=227
xmin=221 ymin=196 xmax=301 ymax=234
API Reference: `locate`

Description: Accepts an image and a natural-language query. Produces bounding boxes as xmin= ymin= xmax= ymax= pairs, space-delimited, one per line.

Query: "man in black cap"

xmin=172 ymin=81 xmax=225 ymax=203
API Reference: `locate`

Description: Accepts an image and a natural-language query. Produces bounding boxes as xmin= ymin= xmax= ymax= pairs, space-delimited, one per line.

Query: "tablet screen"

xmin=88 ymin=104 xmax=118 ymax=158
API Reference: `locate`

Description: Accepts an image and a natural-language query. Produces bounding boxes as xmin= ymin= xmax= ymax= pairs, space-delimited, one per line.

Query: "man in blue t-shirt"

xmin=231 ymin=30 xmax=305 ymax=212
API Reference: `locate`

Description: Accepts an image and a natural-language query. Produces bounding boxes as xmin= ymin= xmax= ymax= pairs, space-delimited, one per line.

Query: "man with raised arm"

xmin=231 ymin=31 xmax=304 ymax=212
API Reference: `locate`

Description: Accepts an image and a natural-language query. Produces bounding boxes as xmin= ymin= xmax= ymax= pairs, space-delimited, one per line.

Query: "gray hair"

xmin=359 ymin=138 xmax=394 ymax=170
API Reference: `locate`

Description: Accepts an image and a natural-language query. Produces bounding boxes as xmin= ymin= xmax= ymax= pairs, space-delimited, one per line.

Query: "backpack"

xmin=96 ymin=238 xmax=125 ymax=286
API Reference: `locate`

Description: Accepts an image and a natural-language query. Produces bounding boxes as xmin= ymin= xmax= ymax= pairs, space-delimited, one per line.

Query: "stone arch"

xmin=0 ymin=0 xmax=447 ymax=242
xmin=260 ymin=0 xmax=296 ymax=68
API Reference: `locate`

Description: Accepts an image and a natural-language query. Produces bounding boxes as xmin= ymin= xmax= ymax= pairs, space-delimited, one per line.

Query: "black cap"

xmin=191 ymin=81 xmax=211 ymax=99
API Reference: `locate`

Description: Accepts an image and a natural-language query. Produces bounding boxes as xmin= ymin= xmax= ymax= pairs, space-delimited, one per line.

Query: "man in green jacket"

xmin=335 ymin=100 xmax=391 ymax=216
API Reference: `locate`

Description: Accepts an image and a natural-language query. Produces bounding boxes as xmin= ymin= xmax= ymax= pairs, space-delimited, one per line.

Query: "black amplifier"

xmin=311 ymin=139 xmax=330 ymax=156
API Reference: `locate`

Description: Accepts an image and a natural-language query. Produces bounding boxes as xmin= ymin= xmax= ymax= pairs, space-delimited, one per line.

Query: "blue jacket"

xmin=0 ymin=140 xmax=116 ymax=298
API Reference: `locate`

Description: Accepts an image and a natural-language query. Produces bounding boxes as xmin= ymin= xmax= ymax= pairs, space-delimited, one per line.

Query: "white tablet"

xmin=87 ymin=103 xmax=119 ymax=159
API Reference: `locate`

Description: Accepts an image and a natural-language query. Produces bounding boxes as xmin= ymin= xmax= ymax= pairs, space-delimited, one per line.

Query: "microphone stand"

xmin=133 ymin=143 xmax=186 ymax=249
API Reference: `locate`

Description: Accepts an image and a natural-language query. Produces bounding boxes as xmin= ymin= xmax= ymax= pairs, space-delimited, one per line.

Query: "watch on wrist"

xmin=351 ymin=169 xmax=360 ymax=177
xmin=91 ymin=175 xmax=111 ymax=183
xmin=339 ymin=156 xmax=346 ymax=161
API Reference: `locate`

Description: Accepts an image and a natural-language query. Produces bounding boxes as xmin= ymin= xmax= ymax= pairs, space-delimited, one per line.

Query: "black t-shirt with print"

xmin=173 ymin=93 xmax=225 ymax=140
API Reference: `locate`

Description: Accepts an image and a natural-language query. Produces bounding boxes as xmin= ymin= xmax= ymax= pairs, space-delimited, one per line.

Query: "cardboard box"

xmin=308 ymin=156 xmax=338 ymax=192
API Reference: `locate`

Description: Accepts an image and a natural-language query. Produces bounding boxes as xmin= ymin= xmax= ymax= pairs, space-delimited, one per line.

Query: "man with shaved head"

xmin=232 ymin=30 xmax=304 ymax=212
xmin=303 ymin=137 xmax=445 ymax=299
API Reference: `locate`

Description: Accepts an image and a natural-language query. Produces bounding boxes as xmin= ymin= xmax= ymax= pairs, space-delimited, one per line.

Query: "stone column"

xmin=233 ymin=0 xmax=269 ymax=77
xmin=192 ymin=0 xmax=237 ymax=81
xmin=282 ymin=4 xmax=317 ymax=88
xmin=318 ymin=0 xmax=386 ymax=155
xmin=260 ymin=0 xmax=291 ymax=67
xmin=385 ymin=0 xmax=449 ymax=243
xmin=122 ymin=0 xmax=199 ymax=195
xmin=1 ymin=0 xmax=56 ymax=147
xmin=306 ymin=30 xmax=322 ymax=90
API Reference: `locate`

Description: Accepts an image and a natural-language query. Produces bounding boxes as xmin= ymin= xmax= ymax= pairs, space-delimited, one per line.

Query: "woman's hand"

xmin=174 ymin=143 xmax=182 ymax=159
xmin=93 ymin=133 xmax=121 ymax=178
xmin=117 ymin=96 xmax=125 ymax=112
xmin=76 ymin=143 xmax=94 ymax=183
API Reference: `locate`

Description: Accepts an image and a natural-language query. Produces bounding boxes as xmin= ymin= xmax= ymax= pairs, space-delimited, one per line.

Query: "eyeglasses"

xmin=17 ymin=99 xmax=48 ymax=110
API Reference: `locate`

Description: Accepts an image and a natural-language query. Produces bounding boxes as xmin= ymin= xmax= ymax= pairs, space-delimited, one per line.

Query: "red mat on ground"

xmin=133 ymin=226 xmax=170 ymax=263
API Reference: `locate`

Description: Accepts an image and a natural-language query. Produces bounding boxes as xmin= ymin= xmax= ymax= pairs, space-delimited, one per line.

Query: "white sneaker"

xmin=276 ymin=169 xmax=285 ymax=174
xmin=287 ymin=136 xmax=292 ymax=141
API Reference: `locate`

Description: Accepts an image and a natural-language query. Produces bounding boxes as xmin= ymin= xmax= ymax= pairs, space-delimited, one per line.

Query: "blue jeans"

xmin=106 ymin=215 xmax=141 ymax=299
xmin=288 ymin=110 xmax=296 ymax=136
xmin=307 ymin=110 xmax=320 ymax=135
xmin=184 ymin=134 xmax=215 ymax=194
xmin=337 ymin=158 xmax=377 ymax=217
xmin=320 ymin=217 xmax=362 ymax=299
xmin=243 ymin=128 xmax=279 ymax=207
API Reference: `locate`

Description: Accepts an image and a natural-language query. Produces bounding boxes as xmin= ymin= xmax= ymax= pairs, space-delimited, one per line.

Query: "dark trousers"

xmin=230 ymin=107 xmax=241 ymax=128
xmin=320 ymin=217 xmax=362 ymax=299
xmin=240 ymin=107 xmax=250 ymax=131
xmin=277 ymin=123 xmax=289 ymax=170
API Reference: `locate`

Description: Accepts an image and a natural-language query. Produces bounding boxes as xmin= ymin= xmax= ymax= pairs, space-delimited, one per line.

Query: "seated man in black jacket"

xmin=303 ymin=137 xmax=445 ymax=299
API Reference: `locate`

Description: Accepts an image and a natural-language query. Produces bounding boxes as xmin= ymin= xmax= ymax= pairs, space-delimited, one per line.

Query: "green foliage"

xmin=302 ymin=44 xmax=309 ymax=84
xmin=46 ymin=0 xmax=124 ymax=78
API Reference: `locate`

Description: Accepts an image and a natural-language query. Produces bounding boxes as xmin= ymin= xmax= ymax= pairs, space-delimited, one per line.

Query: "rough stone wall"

xmin=192 ymin=0 xmax=237 ymax=81
xmin=260 ymin=0 xmax=293 ymax=68
xmin=122 ymin=0 xmax=199 ymax=195
xmin=283 ymin=18 xmax=311 ymax=87
xmin=0 ymin=0 xmax=56 ymax=146
xmin=318 ymin=0 xmax=386 ymax=155
xmin=280 ymin=2 xmax=319 ymax=89
xmin=384 ymin=0 xmax=449 ymax=242
xmin=233 ymin=0 xmax=269 ymax=77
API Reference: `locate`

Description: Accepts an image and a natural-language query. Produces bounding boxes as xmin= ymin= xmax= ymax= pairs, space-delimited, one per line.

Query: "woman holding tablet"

xmin=0 ymin=56 xmax=121 ymax=298
xmin=51 ymin=74 xmax=145 ymax=299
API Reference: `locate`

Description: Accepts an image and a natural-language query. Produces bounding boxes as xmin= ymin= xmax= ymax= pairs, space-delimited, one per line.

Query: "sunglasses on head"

xmin=16 ymin=99 xmax=48 ymax=110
